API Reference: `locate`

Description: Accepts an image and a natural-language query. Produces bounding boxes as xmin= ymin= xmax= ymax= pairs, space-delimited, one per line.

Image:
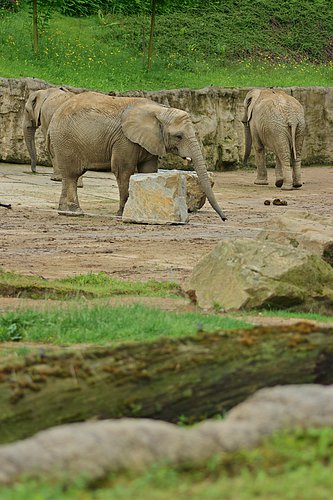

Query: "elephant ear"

xmin=121 ymin=100 xmax=167 ymax=157
xmin=24 ymin=92 xmax=39 ymax=127
xmin=25 ymin=90 xmax=47 ymax=127
xmin=242 ymin=89 xmax=262 ymax=123
xmin=33 ymin=91 xmax=50 ymax=128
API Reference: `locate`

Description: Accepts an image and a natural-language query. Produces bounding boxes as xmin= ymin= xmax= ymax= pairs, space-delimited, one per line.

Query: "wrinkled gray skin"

xmin=47 ymin=92 xmax=226 ymax=221
xmin=23 ymin=87 xmax=83 ymax=187
xmin=242 ymin=89 xmax=305 ymax=189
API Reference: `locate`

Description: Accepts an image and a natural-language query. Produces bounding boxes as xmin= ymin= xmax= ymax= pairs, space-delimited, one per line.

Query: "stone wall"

xmin=0 ymin=77 xmax=332 ymax=170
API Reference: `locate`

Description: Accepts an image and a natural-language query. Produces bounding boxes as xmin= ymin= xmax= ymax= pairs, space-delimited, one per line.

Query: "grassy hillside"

xmin=0 ymin=1 xmax=332 ymax=91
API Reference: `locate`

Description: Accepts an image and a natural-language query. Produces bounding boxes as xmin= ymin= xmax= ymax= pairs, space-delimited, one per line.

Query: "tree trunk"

xmin=1 ymin=322 xmax=333 ymax=444
xmin=33 ymin=0 xmax=38 ymax=54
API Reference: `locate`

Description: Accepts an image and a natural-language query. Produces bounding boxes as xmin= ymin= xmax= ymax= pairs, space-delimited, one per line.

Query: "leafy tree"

xmin=28 ymin=0 xmax=56 ymax=52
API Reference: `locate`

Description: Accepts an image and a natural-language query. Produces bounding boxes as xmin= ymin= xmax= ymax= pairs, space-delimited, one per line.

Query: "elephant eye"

xmin=175 ymin=132 xmax=183 ymax=140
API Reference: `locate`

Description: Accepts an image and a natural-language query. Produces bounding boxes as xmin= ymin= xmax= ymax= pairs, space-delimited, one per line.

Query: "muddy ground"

xmin=1 ymin=163 xmax=333 ymax=324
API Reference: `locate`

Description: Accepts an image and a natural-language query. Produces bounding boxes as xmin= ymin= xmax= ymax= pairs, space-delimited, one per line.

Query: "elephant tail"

xmin=243 ymin=122 xmax=252 ymax=163
xmin=290 ymin=121 xmax=297 ymax=161
xmin=46 ymin=129 xmax=54 ymax=159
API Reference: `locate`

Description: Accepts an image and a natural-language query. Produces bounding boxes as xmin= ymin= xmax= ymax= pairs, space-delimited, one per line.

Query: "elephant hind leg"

xmin=55 ymin=157 xmax=83 ymax=215
xmin=292 ymin=157 xmax=303 ymax=188
xmin=275 ymin=157 xmax=284 ymax=187
xmin=51 ymin=172 xmax=84 ymax=189
xmin=253 ymin=144 xmax=268 ymax=185
xmin=58 ymin=177 xmax=84 ymax=216
xmin=279 ymin=154 xmax=293 ymax=190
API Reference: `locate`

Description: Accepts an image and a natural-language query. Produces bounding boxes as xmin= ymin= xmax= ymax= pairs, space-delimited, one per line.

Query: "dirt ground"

xmin=1 ymin=162 xmax=333 ymax=324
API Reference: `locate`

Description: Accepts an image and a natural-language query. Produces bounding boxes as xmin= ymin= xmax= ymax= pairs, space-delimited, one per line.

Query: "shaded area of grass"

xmin=0 ymin=303 xmax=251 ymax=344
xmin=0 ymin=270 xmax=181 ymax=300
xmin=0 ymin=428 xmax=333 ymax=499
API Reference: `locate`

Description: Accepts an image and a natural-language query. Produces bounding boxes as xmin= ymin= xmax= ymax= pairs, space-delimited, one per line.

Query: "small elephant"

xmin=47 ymin=92 xmax=227 ymax=221
xmin=242 ymin=89 xmax=305 ymax=189
xmin=23 ymin=87 xmax=83 ymax=187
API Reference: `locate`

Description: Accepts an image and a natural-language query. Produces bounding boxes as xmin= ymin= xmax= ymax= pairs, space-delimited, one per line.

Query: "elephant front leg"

xmin=112 ymin=158 xmax=136 ymax=216
xmin=137 ymin=157 xmax=158 ymax=174
xmin=254 ymin=145 xmax=268 ymax=185
xmin=58 ymin=177 xmax=83 ymax=216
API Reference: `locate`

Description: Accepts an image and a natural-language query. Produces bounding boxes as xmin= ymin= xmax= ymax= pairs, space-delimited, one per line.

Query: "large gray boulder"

xmin=185 ymin=238 xmax=333 ymax=312
xmin=258 ymin=210 xmax=333 ymax=267
xmin=122 ymin=171 xmax=189 ymax=224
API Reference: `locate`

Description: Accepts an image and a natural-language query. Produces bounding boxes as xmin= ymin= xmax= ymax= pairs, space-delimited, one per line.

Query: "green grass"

xmin=0 ymin=303 xmax=251 ymax=345
xmin=1 ymin=427 xmax=333 ymax=499
xmin=0 ymin=8 xmax=332 ymax=91
xmin=0 ymin=270 xmax=181 ymax=299
xmin=249 ymin=309 xmax=333 ymax=323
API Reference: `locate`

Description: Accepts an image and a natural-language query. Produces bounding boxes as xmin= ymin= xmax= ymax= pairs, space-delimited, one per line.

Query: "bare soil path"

xmin=1 ymin=163 xmax=332 ymax=325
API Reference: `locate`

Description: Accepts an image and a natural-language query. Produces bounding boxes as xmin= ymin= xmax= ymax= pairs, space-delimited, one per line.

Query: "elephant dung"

xmin=159 ymin=169 xmax=214 ymax=212
xmin=185 ymin=238 xmax=333 ymax=312
xmin=122 ymin=172 xmax=189 ymax=224
xmin=257 ymin=210 xmax=333 ymax=267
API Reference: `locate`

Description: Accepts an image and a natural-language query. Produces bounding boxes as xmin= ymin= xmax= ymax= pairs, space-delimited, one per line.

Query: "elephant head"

xmin=23 ymin=87 xmax=72 ymax=173
xmin=121 ymin=100 xmax=227 ymax=221
xmin=242 ymin=89 xmax=262 ymax=164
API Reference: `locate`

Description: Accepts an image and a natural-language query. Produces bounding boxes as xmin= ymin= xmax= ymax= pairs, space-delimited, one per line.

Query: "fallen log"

xmin=1 ymin=322 xmax=333 ymax=444
xmin=1 ymin=384 xmax=333 ymax=485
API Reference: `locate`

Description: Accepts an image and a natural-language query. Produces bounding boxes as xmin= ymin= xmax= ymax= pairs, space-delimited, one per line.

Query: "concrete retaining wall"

xmin=0 ymin=77 xmax=332 ymax=169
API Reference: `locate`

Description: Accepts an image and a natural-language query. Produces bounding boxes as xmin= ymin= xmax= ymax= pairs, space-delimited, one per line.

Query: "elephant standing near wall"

xmin=47 ymin=92 xmax=227 ymax=221
xmin=23 ymin=87 xmax=82 ymax=186
xmin=242 ymin=89 xmax=305 ymax=189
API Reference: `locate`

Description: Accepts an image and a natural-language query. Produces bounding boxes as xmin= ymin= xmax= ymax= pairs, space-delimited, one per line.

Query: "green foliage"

xmin=1 ymin=428 xmax=333 ymax=498
xmin=26 ymin=0 xmax=56 ymax=34
xmin=0 ymin=304 xmax=251 ymax=345
xmin=60 ymin=0 xmax=101 ymax=17
xmin=0 ymin=0 xmax=18 ymax=12
xmin=0 ymin=314 xmax=28 ymax=341
xmin=0 ymin=6 xmax=333 ymax=92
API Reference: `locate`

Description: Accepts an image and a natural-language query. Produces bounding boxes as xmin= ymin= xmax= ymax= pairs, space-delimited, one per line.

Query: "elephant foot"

xmin=58 ymin=204 xmax=84 ymax=216
xmin=51 ymin=175 xmax=62 ymax=182
xmin=254 ymin=179 xmax=268 ymax=186
xmin=281 ymin=184 xmax=293 ymax=191
xmin=58 ymin=209 xmax=84 ymax=217
xmin=275 ymin=179 xmax=283 ymax=188
xmin=293 ymin=182 xmax=303 ymax=189
xmin=116 ymin=208 xmax=123 ymax=217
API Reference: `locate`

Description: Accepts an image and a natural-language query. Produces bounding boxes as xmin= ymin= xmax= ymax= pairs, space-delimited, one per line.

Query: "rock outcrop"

xmin=185 ymin=237 xmax=333 ymax=312
xmin=1 ymin=77 xmax=332 ymax=169
xmin=258 ymin=210 xmax=333 ymax=267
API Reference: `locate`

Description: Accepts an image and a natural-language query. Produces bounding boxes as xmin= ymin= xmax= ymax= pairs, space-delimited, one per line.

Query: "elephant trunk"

xmin=189 ymin=141 xmax=227 ymax=222
xmin=23 ymin=123 xmax=37 ymax=173
xmin=243 ymin=122 xmax=252 ymax=164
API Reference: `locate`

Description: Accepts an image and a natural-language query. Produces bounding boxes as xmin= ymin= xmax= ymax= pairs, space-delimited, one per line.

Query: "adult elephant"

xmin=47 ymin=92 xmax=227 ymax=221
xmin=242 ymin=89 xmax=305 ymax=189
xmin=23 ymin=87 xmax=83 ymax=186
